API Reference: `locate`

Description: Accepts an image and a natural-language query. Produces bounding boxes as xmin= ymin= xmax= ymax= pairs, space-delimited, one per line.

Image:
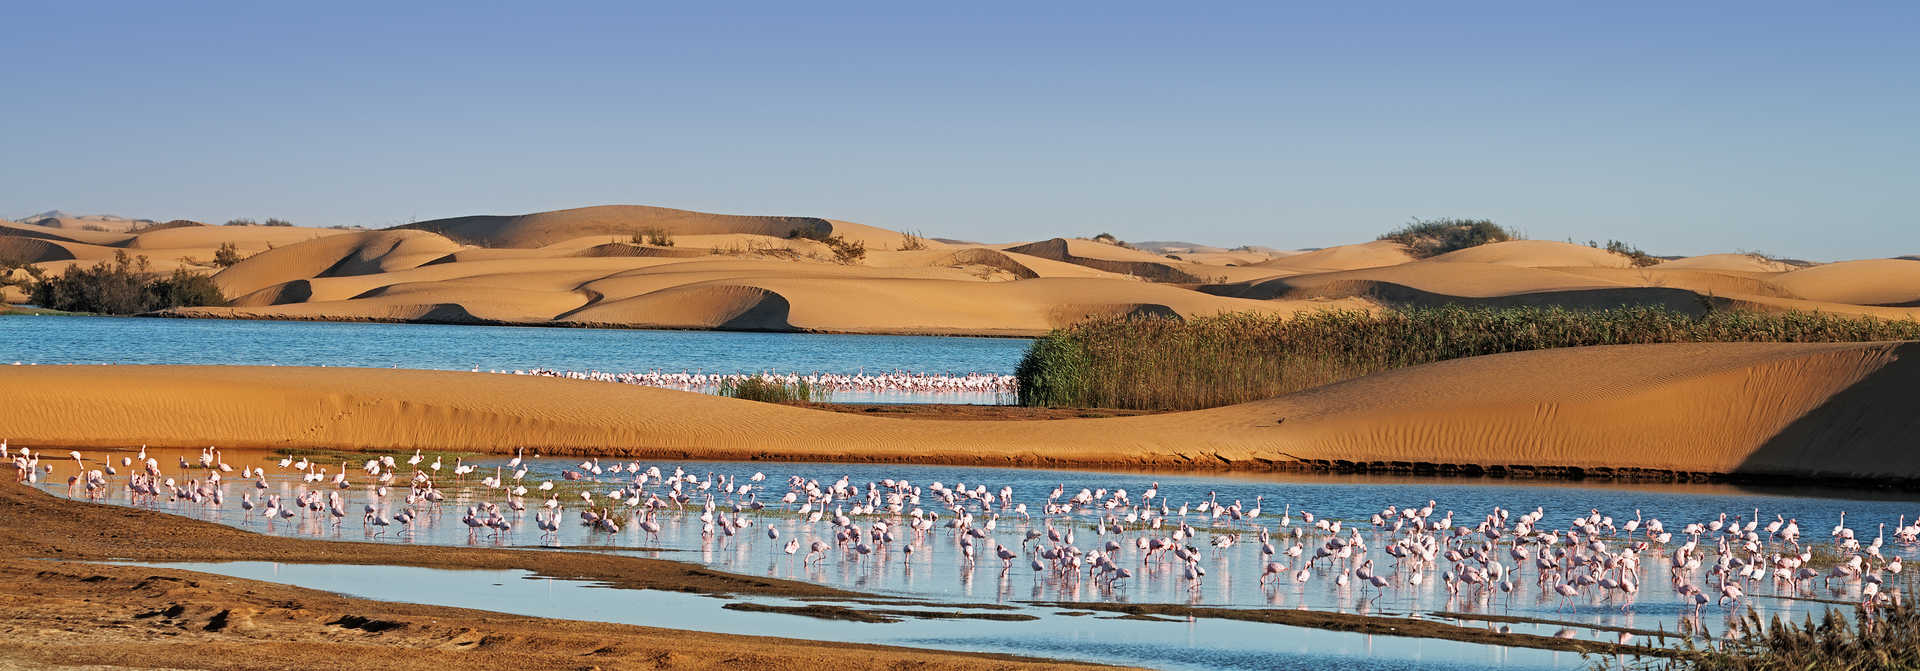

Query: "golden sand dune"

xmin=1003 ymin=238 xmax=1203 ymax=282
xmin=826 ymin=218 xmax=946 ymax=249
xmin=1214 ymin=261 xmax=1642 ymax=303
xmin=1247 ymin=240 xmax=1415 ymax=274
xmin=0 ymin=220 xmax=127 ymax=245
xmin=1772 ymin=259 xmax=1920 ymax=307
xmin=0 ymin=236 xmax=82 ymax=263
xmin=5 ymin=341 xmax=1915 ymax=479
xmin=1658 ymin=253 xmax=1798 ymax=273
xmin=397 ymin=204 xmax=841 ymax=248
xmin=188 ymin=237 xmax=1348 ymax=334
xmin=124 ymin=223 xmax=342 ymax=252
xmin=1426 ymin=240 xmax=1635 ymax=268
xmin=213 ymin=230 xmax=464 ymax=298
xmin=9 ymin=201 xmax=1916 ymax=338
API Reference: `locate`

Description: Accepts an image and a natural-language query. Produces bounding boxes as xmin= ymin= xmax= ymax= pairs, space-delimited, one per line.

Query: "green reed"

xmin=1610 ymin=603 xmax=1920 ymax=671
xmin=717 ymin=375 xmax=829 ymax=404
xmin=1016 ymin=306 xmax=1920 ymax=410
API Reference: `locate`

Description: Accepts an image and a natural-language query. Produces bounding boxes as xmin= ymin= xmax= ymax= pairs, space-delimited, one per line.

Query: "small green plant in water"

xmin=718 ymin=375 xmax=829 ymax=403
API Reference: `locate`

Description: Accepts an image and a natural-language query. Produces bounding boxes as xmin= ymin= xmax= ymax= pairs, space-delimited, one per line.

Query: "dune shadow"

xmin=1733 ymin=342 xmax=1920 ymax=486
xmin=1203 ymin=278 xmax=1715 ymax=314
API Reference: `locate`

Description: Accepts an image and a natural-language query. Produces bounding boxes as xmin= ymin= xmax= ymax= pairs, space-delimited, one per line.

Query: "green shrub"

xmin=717 ymin=375 xmax=828 ymax=403
xmin=1601 ymin=239 xmax=1660 ymax=267
xmin=223 ymin=218 xmax=256 ymax=227
xmin=1017 ymin=306 xmax=1920 ymax=410
xmin=212 ymin=242 xmax=244 ymax=267
xmin=1379 ymin=218 xmax=1517 ymax=257
xmin=28 ymin=251 xmax=225 ymax=315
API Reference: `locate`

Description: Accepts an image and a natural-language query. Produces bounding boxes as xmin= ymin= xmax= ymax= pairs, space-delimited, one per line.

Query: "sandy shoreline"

xmin=3 ymin=340 xmax=1917 ymax=482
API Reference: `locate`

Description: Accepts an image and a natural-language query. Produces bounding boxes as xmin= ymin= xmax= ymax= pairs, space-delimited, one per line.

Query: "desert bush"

xmin=641 ymin=228 xmax=675 ymax=247
xmin=262 ymin=218 xmax=293 ymax=227
xmin=1016 ymin=306 xmax=1920 ymax=410
xmin=212 ymin=242 xmax=244 ymax=268
xmin=826 ymin=235 xmax=866 ymax=263
xmin=223 ymin=218 xmax=256 ymax=227
xmin=717 ymin=375 xmax=828 ymax=403
xmin=1600 ymin=239 xmax=1660 ymax=267
xmin=28 ymin=251 xmax=224 ymax=314
xmin=1379 ymin=218 xmax=1517 ymax=258
xmin=898 ymin=230 xmax=928 ymax=251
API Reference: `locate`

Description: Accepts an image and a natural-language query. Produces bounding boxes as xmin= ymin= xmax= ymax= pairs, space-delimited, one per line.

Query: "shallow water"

xmin=41 ymin=446 xmax=1918 ymax=650
xmin=0 ymin=315 xmax=1028 ymax=403
xmin=126 ymin=561 xmax=1584 ymax=670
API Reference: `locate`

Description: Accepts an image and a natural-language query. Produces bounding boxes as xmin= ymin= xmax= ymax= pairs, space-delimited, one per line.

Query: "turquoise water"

xmin=1 ymin=315 xmax=1030 ymax=402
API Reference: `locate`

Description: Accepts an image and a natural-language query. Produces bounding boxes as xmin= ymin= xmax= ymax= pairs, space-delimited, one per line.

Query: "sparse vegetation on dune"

xmin=786 ymin=227 xmax=867 ymax=263
xmin=1017 ymin=306 xmax=1920 ymax=410
xmin=717 ymin=375 xmax=830 ymax=403
xmin=1587 ymin=239 xmax=1660 ymax=267
xmin=1379 ymin=217 xmax=1518 ymax=257
xmin=631 ymin=227 xmax=675 ymax=247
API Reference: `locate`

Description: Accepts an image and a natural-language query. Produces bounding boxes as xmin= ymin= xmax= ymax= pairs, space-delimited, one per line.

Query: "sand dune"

xmin=0 ymin=236 xmax=81 ymax=263
xmin=1215 ymin=262 xmax=1629 ymax=301
xmin=201 ymin=260 xmax=1353 ymax=335
xmin=8 ymin=202 xmax=1916 ymax=340
xmin=173 ymin=223 xmax=1354 ymax=335
xmin=0 ymin=220 xmax=128 ymax=245
xmin=1247 ymin=241 xmax=1415 ymax=274
xmin=212 ymin=230 xmax=464 ymax=298
xmin=1003 ymin=238 xmax=1203 ymax=282
xmin=1426 ymin=240 xmax=1635 ymax=268
xmin=1772 ymin=258 xmax=1920 ymax=307
xmin=5 ymin=341 xmax=1915 ymax=479
xmin=1658 ymin=253 xmax=1798 ymax=273
xmin=398 ymin=204 xmax=841 ymax=248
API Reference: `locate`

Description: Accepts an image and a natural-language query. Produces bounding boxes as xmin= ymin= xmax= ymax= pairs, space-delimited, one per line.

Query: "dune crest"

xmin=398 ymin=204 xmax=839 ymax=248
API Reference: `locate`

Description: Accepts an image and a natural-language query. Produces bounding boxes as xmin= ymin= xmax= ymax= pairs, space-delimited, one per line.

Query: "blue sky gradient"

xmin=2 ymin=2 xmax=1913 ymax=259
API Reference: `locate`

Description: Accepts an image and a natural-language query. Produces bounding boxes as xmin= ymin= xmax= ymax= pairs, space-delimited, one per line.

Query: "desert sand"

xmin=0 ymin=479 xmax=1114 ymax=671
xmin=3 ymin=339 xmax=1916 ymax=480
xmin=7 ymin=204 xmax=1919 ymax=334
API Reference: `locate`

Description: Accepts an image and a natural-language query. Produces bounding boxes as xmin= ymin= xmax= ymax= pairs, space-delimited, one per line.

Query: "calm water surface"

xmin=132 ymin=561 xmax=1580 ymax=670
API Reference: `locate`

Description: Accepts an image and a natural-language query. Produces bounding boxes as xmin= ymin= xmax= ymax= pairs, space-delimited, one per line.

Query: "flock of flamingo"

xmin=11 ymin=442 xmax=1914 ymax=639
xmin=506 ymin=368 xmax=1019 ymax=396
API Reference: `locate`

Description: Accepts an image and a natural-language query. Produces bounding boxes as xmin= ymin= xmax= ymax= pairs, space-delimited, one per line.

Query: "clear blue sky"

xmin=2 ymin=2 xmax=1913 ymax=260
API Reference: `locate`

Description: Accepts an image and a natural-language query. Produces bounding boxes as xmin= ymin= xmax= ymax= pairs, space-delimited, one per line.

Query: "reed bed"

xmin=717 ymin=375 xmax=830 ymax=404
xmin=1618 ymin=604 xmax=1920 ymax=671
xmin=1016 ymin=306 xmax=1920 ymax=410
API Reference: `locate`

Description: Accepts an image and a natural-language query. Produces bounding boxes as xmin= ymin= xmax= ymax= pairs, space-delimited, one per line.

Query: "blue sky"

xmin=2 ymin=2 xmax=1913 ymax=259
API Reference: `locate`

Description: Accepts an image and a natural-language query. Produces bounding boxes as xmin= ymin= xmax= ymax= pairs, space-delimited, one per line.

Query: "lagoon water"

xmin=43 ymin=445 xmax=1920 ymax=668
xmin=1 ymin=315 xmax=1030 ymax=403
